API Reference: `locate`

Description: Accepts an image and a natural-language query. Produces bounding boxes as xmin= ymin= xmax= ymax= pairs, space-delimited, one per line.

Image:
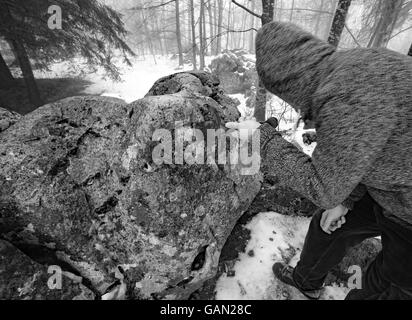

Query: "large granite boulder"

xmin=0 ymin=72 xmax=262 ymax=299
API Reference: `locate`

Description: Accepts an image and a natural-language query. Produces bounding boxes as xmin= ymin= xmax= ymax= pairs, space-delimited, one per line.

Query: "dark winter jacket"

xmin=256 ymin=22 xmax=412 ymax=228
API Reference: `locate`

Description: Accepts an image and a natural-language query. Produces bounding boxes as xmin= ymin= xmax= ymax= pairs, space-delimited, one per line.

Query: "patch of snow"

xmin=215 ymin=212 xmax=348 ymax=300
xmin=229 ymin=93 xmax=250 ymax=118
xmin=290 ymin=125 xmax=317 ymax=157
xmin=266 ymin=95 xmax=316 ymax=156
xmin=35 ymin=56 xmax=193 ymax=103
xmin=83 ymin=56 xmax=193 ymax=103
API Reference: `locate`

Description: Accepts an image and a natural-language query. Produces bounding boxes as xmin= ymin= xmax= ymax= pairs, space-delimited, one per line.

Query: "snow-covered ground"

xmin=215 ymin=212 xmax=349 ymax=300
xmin=84 ymin=56 xmax=193 ymax=103
xmin=35 ymin=55 xmax=224 ymax=104
xmin=34 ymin=56 xmax=192 ymax=103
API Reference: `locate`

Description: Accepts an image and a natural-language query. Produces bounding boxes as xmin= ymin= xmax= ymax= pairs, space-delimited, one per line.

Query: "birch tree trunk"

xmin=327 ymin=0 xmax=352 ymax=47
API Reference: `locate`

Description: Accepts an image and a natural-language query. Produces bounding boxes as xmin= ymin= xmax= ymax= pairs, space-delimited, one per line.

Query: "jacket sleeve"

xmin=259 ymin=101 xmax=397 ymax=210
xmin=342 ymin=184 xmax=367 ymax=210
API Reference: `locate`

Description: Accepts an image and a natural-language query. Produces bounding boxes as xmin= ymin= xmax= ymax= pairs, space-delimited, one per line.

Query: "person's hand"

xmin=225 ymin=116 xmax=261 ymax=141
xmin=320 ymin=204 xmax=349 ymax=234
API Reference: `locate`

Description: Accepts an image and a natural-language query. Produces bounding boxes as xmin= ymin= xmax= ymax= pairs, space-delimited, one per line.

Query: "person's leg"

xmin=345 ymin=252 xmax=388 ymax=300
xmin=346 ymin=201 xmax=412 ymax=300
xmin=293 ymin=194 xmax=381 ymax=291
xmin=346 ymin=254 xmax=412 ymax=300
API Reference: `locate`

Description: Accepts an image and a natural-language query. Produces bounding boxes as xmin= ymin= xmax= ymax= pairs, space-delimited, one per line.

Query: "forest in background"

xmin=96 ymin=0 xmax=412 ymax=120
xmin=0 ymin=0 xmax=411 ymax=117
xmin=101 ymin=0 xmax=412 ymax=65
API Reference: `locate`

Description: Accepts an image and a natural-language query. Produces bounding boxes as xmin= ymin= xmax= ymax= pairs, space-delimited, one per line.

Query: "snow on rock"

xmin=229 ymin=94 xmax=251 ymax=118
xmin=215 ymin=212 xmax=349 ymax=300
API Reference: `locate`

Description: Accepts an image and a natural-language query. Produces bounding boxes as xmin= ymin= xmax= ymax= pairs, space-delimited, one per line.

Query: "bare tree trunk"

xmin=154 ymin=9 xmax=165 ymax=55
xmin=0 ymin=50 xmax=14 ymax=88
xmin=240 ymin=9 xmax=248 ymax=48
xmin=202 ymin=1 xmax=208 ymax=56
xmin=324 ymin=0 xmax=338 ymax=39
xmin=278 ymin=0 xmax=283 ymax=21
xmin=0 ymin=2 xmax=41 ymax=106
xmin=249 ymin=0 xmax=257 ymax=53
xmin=216 ymin=0 xmax=223 ymax=54
xmin=187 ymin=2 xmax=192 ymax=50
xmin=370 ymin=0 xmax=403 ymax=48
xmin=289 ymin=0 xmax=295 ymax=21
xmin=254 ymin=0 xmax=275 ymax=122
xmin=366 ymin=2 xmax=382 ymax=48
xmin=214 ymin=0 xmax=218 ymax=54
xmin=189 ymin=0 xmax=197 ymax=70
xmin=314 ymin=0 xmax=325 ymax=37
xmin=327 ymin=0 xmax=352 ymax=47
xmin=207 ymin=1 xmax=215 ymax=54
xmin=141 ymin=10 xmax=157 ymax=63
xmin=199 ymin=0 xmax=206 ymax=69
xmin=175 ymin=0 xmax=184 ymax=66
xmin=10 ymin=39 xmax=43 ymax=107
xmin=230 ymin=4 xmax=236 ymax=49
xmin=385 ymin=4 xmax=402 ymax=46
xmin=261 ymin=0 xmax=275 ymax=26
xmin=226 ymin=1 xmax=232 ymax=50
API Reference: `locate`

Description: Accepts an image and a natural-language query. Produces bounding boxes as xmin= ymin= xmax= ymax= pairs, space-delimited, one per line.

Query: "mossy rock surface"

xmin=0 ymin=72 xmax=262 ymax=299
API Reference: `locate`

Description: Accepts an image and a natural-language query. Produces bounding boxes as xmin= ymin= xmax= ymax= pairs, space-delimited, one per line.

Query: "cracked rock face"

xmin=0 ymin=107 xmax=21 ymax=133
xmin=0 ymin=72 xmax=262 ymax=299
xmin=0 ymin=240 xmax=94 ymax=300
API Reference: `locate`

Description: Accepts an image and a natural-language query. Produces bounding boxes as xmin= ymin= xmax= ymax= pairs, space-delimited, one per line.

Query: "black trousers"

xmin=293 ymin=193 xmax=412 ymax=300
